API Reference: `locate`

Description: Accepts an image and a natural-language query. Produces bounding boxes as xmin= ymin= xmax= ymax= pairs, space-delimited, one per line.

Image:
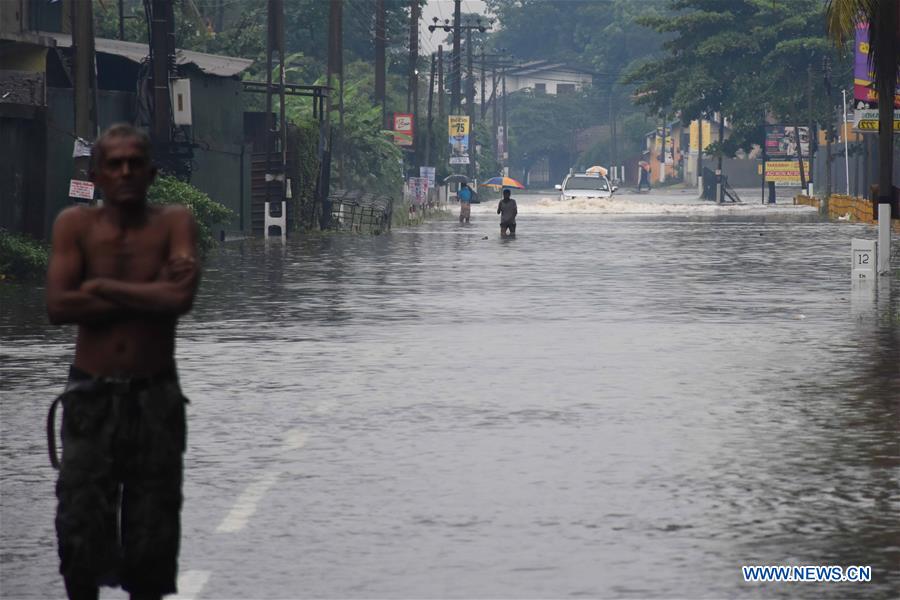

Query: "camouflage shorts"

xmin=50 ymin=366 xmax=187 ymax=595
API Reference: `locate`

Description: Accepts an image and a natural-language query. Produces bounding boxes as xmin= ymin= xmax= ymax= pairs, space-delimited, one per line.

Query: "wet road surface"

xmin=2 ymin=189 xmax=898 ymax=598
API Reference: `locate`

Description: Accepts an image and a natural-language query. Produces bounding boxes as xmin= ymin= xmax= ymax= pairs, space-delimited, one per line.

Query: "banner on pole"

xmin=448 ymin=116 xmax=470 ymax=165
xmin=393 ymin=113 xmax=414 ymax=146
xmin=764 ymin=125 xmax=810 ymax=160
xmin=854 ymin=22 xmax=900 ymax=108
xmin=419 ymin=166 xmax=436 ymax=189
xmin=409 ymin=177 xmax=428 ymax=206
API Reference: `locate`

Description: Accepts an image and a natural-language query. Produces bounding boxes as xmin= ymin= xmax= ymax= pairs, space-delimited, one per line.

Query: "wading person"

xmin=458 ymin=181 xmax=473 ymax=223
xmin=45 ymin=123 xmax=200 ymax=600
xmin=637 ymin=162 xmax=651 ymax=192
xmin=497 ymin=188 xmax=518 ymax=238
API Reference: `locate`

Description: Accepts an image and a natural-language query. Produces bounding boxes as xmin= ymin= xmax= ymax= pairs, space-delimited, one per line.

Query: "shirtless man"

xmin=46 ymin=123 xmax=200 ymax=600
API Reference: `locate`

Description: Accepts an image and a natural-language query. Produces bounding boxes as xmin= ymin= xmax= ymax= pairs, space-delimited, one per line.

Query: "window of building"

xmin=534 ymin=83 xmax=546 ymax=94
xmin=556 ymin=84 xmax=575 ymax=95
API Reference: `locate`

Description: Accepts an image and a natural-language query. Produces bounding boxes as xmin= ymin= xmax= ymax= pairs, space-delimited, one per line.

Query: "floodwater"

xmin=1 ymin=189 xmax=898 ymax=599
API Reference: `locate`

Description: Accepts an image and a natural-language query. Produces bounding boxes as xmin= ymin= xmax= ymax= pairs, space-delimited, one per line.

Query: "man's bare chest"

xmin=83 ymin=222 xmax=169 ymax=281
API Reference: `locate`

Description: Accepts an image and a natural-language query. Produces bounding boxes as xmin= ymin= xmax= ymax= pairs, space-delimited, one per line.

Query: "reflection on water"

xmin=2 ymin=192 xmax=898 ymax=598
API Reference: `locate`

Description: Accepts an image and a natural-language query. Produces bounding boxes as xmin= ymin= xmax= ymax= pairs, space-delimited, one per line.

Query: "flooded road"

xmin=2 ymin=190 xmax=898 ymax=599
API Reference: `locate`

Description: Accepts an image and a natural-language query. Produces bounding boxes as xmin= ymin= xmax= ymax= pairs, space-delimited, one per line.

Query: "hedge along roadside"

xmin=147 ymin=175 xmax=235 ymax=252
xmin=1 ymin=177 xmax=234 ymax=282
xmin=0 ymin=230 xmax=49 ymax=282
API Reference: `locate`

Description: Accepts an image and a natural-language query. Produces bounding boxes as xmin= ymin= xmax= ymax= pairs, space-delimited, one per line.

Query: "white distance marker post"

xmin=851 ymin=238 xmax=877 ymax=280
xmin=877 ymin=204 xmax=891 ymax=275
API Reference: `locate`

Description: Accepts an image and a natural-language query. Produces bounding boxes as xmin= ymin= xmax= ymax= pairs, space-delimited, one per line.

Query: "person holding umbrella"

xmin=497 ymin=188 xmax=518 ymax=238
xmin=637 ymin=160 xmax=651 ymax=192
xmin=458 ymin=182 xmax=474 ymax=223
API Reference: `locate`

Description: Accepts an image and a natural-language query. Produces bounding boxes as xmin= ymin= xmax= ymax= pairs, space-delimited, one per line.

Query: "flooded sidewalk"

xmin=2 ymin=191 xmax=898 ymax=598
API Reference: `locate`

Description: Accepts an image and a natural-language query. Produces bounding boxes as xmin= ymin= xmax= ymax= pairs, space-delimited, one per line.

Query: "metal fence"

xmin=327 ymin=189 xmax=393 ymax=233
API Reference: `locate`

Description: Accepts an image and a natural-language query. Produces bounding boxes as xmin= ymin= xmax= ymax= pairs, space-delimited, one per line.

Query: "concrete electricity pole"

xmin=425 ymin=52 xmax=436 ymax=167
xmin=71 ymin=0 xmax=97 ymax=198
xmin=437 ymin=45 xmax=444 ymax=119
xmin=149 ymin=0 xmax=175 ymax=172
xmin=375 ymin=0 xmax=386 ymax=128
xmin=452 ymin=0 xmax=461 ymax=113
xmin=265 ymin=0 xmax=286 ymax=211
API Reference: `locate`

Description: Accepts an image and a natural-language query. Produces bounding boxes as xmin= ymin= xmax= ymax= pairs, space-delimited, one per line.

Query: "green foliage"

xmin=147 ymin=176 xmax=234 ymax=252
xmin=505 ymin=89 xmax=597 ymax=176
xmin=286 ymin=119 xmax=321 ymax=230
xmin=0 ymin=230 xmax=49 ymax=281
xmin=287 ymin=61 xmax=404 ymax=200
xmin=625 ymin=0 xmax=848 ymax=157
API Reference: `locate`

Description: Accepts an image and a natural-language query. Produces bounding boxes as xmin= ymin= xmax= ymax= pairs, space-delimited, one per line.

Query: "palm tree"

xmin=826 ymin=0 xmax=898 ymax=220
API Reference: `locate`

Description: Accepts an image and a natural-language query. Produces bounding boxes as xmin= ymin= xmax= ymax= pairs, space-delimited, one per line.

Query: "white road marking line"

xmin=283 ymin=428 xmax=309 ymax=451
xmin=170 ymin=570 xmax=211 ymax=600
xmin=215 ymin=471 xmax=281 ymax=533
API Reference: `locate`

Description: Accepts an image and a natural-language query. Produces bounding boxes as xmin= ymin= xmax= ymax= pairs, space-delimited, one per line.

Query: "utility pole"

xmin=407 ymin=0 xmax=419 ymax=169
xmin=807 ymin=64 xmax=815 ymax=195
xmin=149 ymin=0 xmax=174 ymax=171
xmin=501 ymin=66 xmax=508 ymax=175
xmin=491 ymin=65 xmax=497 ymax=157
xmin=437 ymin=45 xmax=445 ymax=119
xmin=716 ymin=112 xmax=725 ymax=203
xmin=429 ymin=12 xmax=489 ymax=116
xmin=452 ymin=0 xmax=461 ymax=113
xmin=609 ymin=88 xmax=617 ymax=180
xmin=425 ymin=52 xmax=436 ymax=167
xmin=375 ymin=0 xmax=386 ymax=128
xmin=117 ymin=0 xmax=125 ymax=40
xmin=697 ymin=116 xmax=704 ymax=194
xmin=71 ymin=0 xmax=97 ymax=199
xmin=480 ymin=46 xmax=486 ymax=119
xmin=264 ymin=0 xmax=286 ymax=215
xmin=326 ymin=0 xmax=343 ymax=188
xmin=407 ymin=0 xmax=418 ymax=113
xmin=466 ymin=27 xmax=476 ymax=179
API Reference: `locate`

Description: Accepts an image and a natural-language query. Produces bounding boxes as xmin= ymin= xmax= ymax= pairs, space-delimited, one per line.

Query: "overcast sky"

xmin=419 ymin=0 xmax=490 ymax=56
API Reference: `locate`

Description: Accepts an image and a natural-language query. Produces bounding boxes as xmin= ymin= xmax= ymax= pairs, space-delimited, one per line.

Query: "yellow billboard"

xmin=763 ymin=160 xmax=811 ymax=187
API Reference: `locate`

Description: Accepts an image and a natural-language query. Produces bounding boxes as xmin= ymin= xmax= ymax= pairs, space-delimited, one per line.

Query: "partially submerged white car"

xmin=555 ymin=173 xmax=618 ymax=200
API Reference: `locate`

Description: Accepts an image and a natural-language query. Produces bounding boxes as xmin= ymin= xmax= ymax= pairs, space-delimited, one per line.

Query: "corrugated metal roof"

xmin=45 ymin=33 xmax=253 ymax=77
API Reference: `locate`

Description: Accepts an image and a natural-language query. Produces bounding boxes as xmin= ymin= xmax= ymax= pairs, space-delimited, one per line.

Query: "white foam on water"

xmin=518 ymin=196 xmax=818 ymax=215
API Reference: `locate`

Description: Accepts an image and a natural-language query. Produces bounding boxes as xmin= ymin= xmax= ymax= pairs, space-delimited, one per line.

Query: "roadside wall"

xmin=796 ymin=194 xmax=900 ymax=232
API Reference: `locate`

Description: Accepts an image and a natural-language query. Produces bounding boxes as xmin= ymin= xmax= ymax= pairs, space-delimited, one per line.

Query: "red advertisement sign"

xmin=393 ymin=113 xmax=414 ymax=146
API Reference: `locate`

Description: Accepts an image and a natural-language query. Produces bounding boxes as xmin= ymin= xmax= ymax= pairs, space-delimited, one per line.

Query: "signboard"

xmin=393 ymin=113 xmax=414 ymax=146
xmin=854 ymin=22 xmax=900 ymax=108
xmin=448 ymin=115 xmax=470 ymax=165
xmin=171 ymin=78 xmax=193 ymax=126
xmin=689 ymin=120 xmax=712 ymax=152
xmin=419 ymin=166 xmax=436 ymax=189
xmin=409 ymin=177 xmax=428 ymax=206
xmin=763 ymin=160 xmax=811 ymax=187
xmin=68 ymin=179 xmax=95 ymax=200
xmin=851 ymin=238 xmax=876 ymax=280
xmin=853 ymin=109 xmax=900 ymax=132
xmin=765 ymin=125 xmax=810 ymax=160
xmin=496 ymin=126 xmax=505 ymax=158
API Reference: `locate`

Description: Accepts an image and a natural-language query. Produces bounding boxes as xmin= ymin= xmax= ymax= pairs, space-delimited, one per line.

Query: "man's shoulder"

xmin=52 ymin=204 xmax=96 ymax=233
xmin=154 ymin=203 xmax=195 ymax=224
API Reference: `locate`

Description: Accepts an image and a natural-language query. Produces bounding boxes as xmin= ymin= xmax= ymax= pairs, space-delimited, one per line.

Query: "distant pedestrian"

xmin=458 ymin=182 xmax=473 ymax=223
xmin=497 ymin=188 xmax=517 ymax=238
xmin=638 ymin=162 xmax=651 ymax=192
xmin=45 ymin=123 xmax=199 ymax=600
